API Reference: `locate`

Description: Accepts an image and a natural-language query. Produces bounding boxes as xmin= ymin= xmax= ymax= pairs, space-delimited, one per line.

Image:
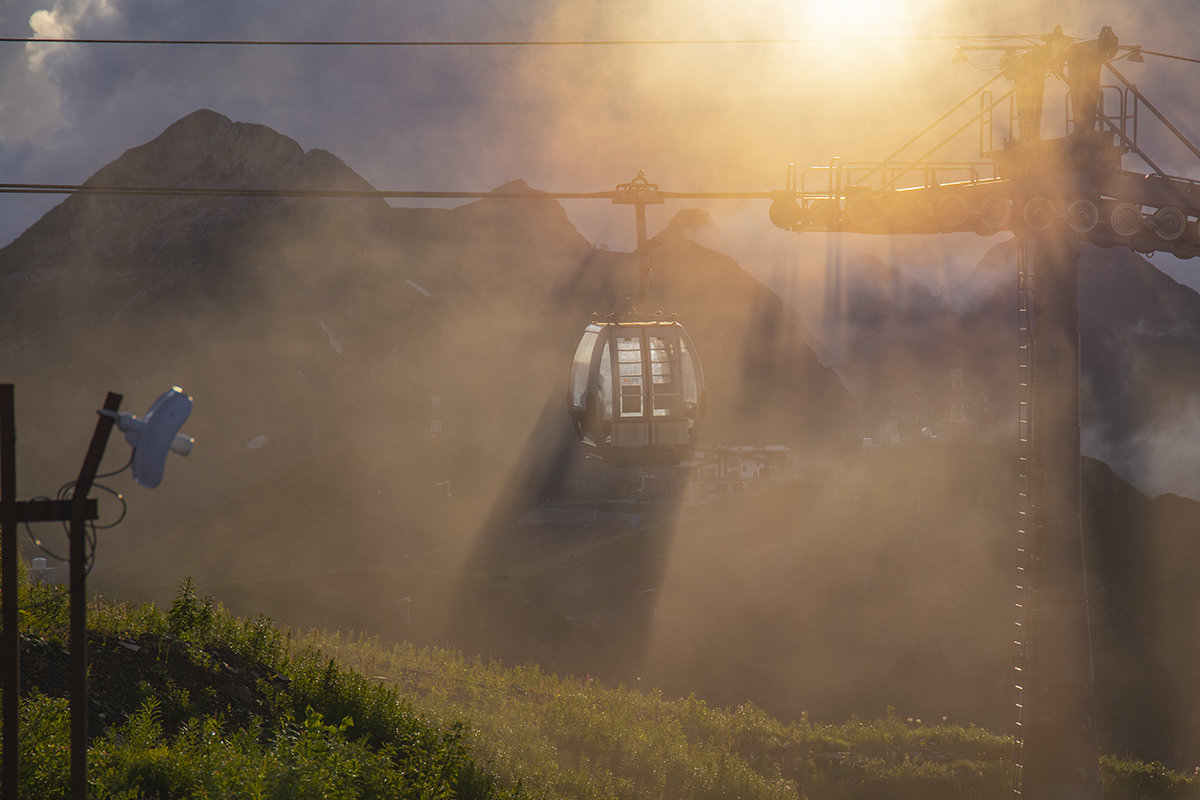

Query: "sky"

xmin=3 ymin=0 xmax=1200 ymax=293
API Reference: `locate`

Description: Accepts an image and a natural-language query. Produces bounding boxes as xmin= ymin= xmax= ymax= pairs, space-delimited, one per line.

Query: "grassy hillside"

xmin=311 ymin=627 xmax=1200 ymax=800
xmin=11 ymin=578 xmax=515 ymax=800
xmin=7 ymin=574 xmax=1198 ymax=799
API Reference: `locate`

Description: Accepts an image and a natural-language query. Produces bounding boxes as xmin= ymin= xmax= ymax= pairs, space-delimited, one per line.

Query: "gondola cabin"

xmin=568 ymin=315 xmax=706 ymax=467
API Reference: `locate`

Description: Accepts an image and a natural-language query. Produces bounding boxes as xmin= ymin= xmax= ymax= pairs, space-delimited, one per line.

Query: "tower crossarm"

xmin=771 ymin=163 xmax=1200 ymax=258
xmin=770 ymin=26 xmax=1200 ymax=259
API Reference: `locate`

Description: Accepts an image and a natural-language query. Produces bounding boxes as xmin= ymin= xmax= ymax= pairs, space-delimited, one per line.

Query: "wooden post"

xmin=68 ymin=392 xmax=121 ymax=800
xmin=2 ymin=385 xmax=18 ymax=800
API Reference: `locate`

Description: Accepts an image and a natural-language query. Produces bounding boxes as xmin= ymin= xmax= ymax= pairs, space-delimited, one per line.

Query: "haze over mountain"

xmin=774 ymin=233 xmax=1200 ymax=500
xmin=0 ymin=108 xmax=854 ymax=650
xmin=0 ymin=108 xmax=850 ymax=502
xmin=4 ymin=110 xmax=1200 ymax=769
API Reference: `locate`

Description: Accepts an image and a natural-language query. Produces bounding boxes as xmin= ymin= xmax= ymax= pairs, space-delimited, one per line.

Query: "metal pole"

xmin=612 ymin=171 xmax=662 ymax=313
xmin=633 ymin=198 xmax=650 ymax=312
xmin=1020 ymin=233 xmax=1102 ymax=800
xmin=2 ymin=385 xmax=18 ymax=800
xmin=69 ymin=392 xmax=121 ymax=800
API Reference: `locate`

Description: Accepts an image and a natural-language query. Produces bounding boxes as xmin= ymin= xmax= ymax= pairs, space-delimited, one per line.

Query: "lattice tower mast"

xmin=769 ymin=26 xmax=1200 ymax=800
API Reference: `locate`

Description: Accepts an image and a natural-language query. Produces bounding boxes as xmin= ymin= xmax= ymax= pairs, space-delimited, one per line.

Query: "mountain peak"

xmin=0 ymin=110 xmax=381 ymax=273
xmin=86 ymin=109 xmax=309 ymax=190
xmin=157 ymin=108 xmax=237 ymax=141
xmin=491 ymin=179 xmax=541 ymax=194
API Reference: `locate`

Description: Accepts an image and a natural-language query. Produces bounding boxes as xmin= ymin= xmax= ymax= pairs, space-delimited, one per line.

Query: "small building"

xmin=641 ymin=444 xmax=794 ymax=501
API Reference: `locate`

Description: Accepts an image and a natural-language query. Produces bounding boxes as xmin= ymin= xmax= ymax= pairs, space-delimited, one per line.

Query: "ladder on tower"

xmin=1012 ymin=244 xmax=1036 ymax=797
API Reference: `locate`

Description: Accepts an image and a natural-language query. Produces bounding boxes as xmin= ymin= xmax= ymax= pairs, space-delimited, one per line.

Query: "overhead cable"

xmin=0 ymin=182 xmax=775 ymax=200
xmin=0 ymin=34 xmax=1047 ymax=48
xmin=1140 ymin=49 xmax=1200 ymax=65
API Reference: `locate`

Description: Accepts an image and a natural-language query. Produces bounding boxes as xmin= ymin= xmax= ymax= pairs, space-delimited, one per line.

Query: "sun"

xmin=792 ymin=0 xmax=924 ymax=41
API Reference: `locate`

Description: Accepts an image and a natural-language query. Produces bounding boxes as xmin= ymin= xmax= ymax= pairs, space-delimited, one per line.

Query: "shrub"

xmin=17 ymin=692 xmax=70 ymax=800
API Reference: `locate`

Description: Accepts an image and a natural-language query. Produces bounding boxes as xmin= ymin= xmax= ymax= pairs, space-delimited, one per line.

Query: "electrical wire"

xmin=0 ymin=184 xmax=613 ymax=199
xmin=0 ymin=34 xmax=1042 ymax=48
xmin=21 ymin=471 xmax=129 ymax=575
xmin=1141 ymin=49 xmax=1200 ymax=65
xmin=0 ymin=183 xmax=776 ymax=200
xmin=86 ymin=484 xmax=128 ymax=530
xmin=55 ymin=478 xmax=125 ymax=570
xmin=94 ymin=451 xmax=134 ymax=481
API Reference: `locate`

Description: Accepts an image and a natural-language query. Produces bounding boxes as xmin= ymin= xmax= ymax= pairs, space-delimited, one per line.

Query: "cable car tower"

xmin=770 ymin=26 xmax=1199 ymax=800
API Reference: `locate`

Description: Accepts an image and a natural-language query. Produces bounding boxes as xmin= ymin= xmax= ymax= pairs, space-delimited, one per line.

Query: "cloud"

xmin=28 ymin=9 xmax=70 ymax=39
xmin=1084 ymin=396 xmax=1200 ymax=499
xmin=26 ymin=0 xmax=118 ymax=69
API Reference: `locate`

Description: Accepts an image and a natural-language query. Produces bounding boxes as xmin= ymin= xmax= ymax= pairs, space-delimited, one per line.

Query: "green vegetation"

xmin=267 ymin=627 xmax=1200 ymax=800
xmin=10 ymin=578 xmax=513 ymax=800
xmin=329 ymin=631 xmax=1010 ymax=800
xmin=5 ymin=573 xmax=1198 ymax=799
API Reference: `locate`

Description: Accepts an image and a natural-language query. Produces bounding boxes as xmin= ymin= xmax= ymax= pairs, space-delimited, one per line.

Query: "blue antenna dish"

xmin=115 ymin=387 xmax=195 ymax=488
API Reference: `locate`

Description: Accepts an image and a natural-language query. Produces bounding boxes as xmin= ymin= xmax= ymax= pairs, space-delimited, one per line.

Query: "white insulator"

xmin=1065 ymin=199 xmax=1100 ymax=233
xmin=1109 ymin=202 xmax=1145 ymax=237
xmin=1022 ymin=197 xmax=1057 ymax=231
xmin=1153 ymin=206 xmax=1188 ymax=240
